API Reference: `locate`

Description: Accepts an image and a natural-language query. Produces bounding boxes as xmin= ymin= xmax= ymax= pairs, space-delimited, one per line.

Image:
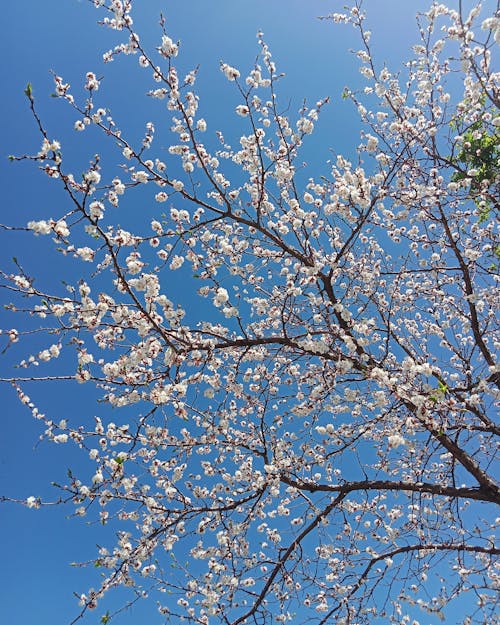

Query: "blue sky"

xmin=0 ymin=1 xmax=481 ymax=624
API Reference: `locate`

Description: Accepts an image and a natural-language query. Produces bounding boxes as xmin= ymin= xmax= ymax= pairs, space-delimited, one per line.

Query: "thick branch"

xmin=281 ymin=475 xmax=500 ymax=504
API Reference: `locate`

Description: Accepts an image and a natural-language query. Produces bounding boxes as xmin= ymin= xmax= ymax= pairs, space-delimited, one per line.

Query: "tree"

xmin=1 ymin=1 xmax=499 ymax=624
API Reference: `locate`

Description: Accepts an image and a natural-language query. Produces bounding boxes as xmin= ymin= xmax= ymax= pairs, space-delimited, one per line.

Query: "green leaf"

xmin=101 ymin=611 xmax=110 ymax=624
xmin=478 ymin=207 xmax=491 ymax=224
xmin=437 ymin=380 xmax=448 ymax=394
xmin=24 ymin=83 xmax=33 ymax=98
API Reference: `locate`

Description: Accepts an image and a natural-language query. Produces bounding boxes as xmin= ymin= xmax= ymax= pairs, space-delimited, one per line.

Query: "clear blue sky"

xmin=0 ymin=1 xmax=475 ymax=624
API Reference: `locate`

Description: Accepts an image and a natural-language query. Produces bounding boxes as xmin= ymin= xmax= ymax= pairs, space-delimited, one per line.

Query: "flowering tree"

xmin=2 ymin=1 xmax=499 ymax=624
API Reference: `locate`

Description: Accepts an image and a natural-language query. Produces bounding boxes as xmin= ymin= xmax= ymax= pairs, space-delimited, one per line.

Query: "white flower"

xmin=126 ymin=252 xmax=144 ymax=275
xmin=236 ymin=105 xmax=250 ymax=117
xmin=78 ymin=350 xmax=94 ymax=365
xmin=112 ymin=177 xmax=125 ymax=194
xmin=214 ymin=287 xmax=229 ymax=307
xmin=133 ymin=170 xmax=149 ymax=184
xmin=365 ymin=134 xmax=378 ymax=152
xmin=84 ymin=170 xmax=101 ymax=185
xmin=89 ymin=201 xmax=104 ymax=220
xmin=92 ymin=470 xmax=104 ymax=485
xmin=108 ymin=191 xmax=118 ymax=206
xmin=155 ymin=191 xmax=168 ymax=202
xmin=38 ymin=349 xmax=51 ymax=362
xmin=14 ymin=275 xmax=30 ymax=289
xmin=221 ymin=63 xmax=240 ymax=81
xmin=160 ymin=35 xmax=178 ymax=58
xmin=85 ymin=72 xmax=100 ymax=91
xmin=170 ymin=255 xmax=185 ymax=270
xmin=298 ymin=118 xmax=314 ymax=134
xmin=151 ymin=220 xmax=163 ymax=234
xmin=76 ymin=370 xmax=91 ymax=383
xmin=388 ymin=433 xmax=406 ymax=448
xmin=54 ymin=220 xmax=69 ymax=237
xmin=49 ymin=344 xmax=61 ymax=358
xmin=26 ymin=496 xmax=39 ymax=509
xmin=76 ymin=247 xmax=95 ymax=262
xmin=481 ymin=17 xmax=499 ymax=31
xmin=28 ymin=220 xmax=52 ymax=235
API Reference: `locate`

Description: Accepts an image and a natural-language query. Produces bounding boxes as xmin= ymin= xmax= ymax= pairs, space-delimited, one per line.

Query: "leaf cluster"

xmin=451 ymin=108 xmax=500 ymax=223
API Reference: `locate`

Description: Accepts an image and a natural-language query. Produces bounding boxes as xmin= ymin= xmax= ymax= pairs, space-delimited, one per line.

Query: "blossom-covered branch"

xmin=1 ymin=1 xmax=499 ymax=624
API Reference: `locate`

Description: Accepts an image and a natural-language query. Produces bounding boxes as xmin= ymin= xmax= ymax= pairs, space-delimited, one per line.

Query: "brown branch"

xmin=318 ymin=540 xmax=499 ymax=625
xmin=231 ymin=492 xmax=346 ymax=625
xmin=280 ymin=475 xmax=500 ymax=504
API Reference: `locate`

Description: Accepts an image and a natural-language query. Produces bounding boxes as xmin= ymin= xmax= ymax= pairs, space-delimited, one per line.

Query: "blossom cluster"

xmin=3 ymin=2 xmax=499 ymax=625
